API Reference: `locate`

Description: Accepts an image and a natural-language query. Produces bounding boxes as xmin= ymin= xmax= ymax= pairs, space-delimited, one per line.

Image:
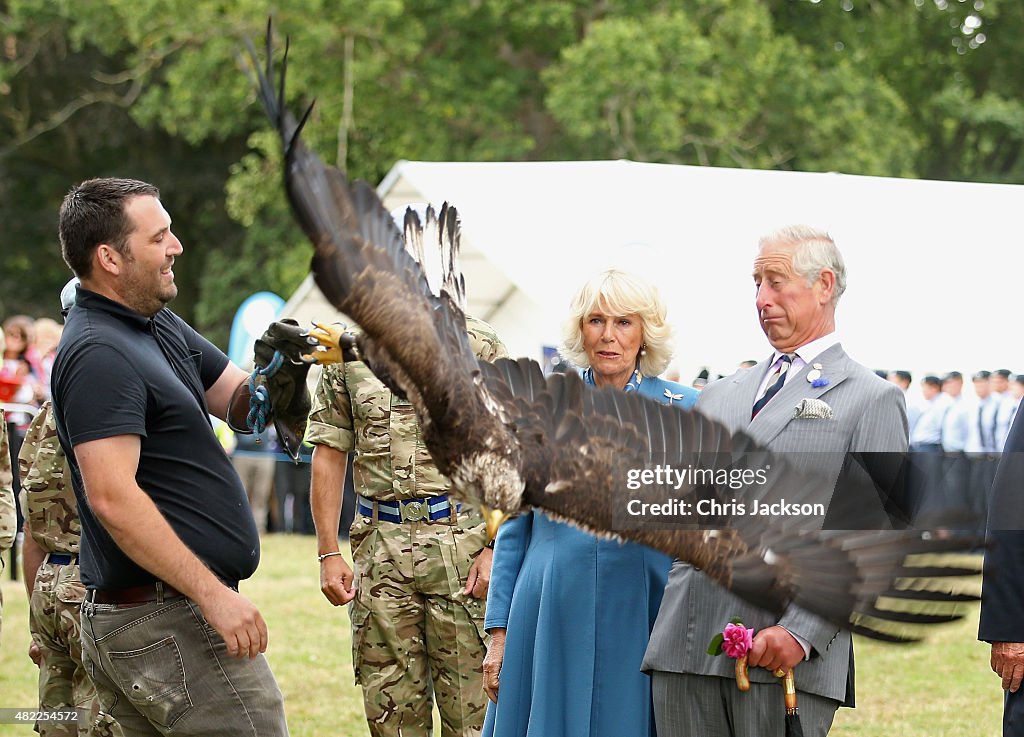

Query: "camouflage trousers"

xmin=0 ymin=545 xmax=10 ymax=645
xmin=29 ymin=562 xmax=106 ymax=736
xmin=349 ymin=512 xmax=489 ymax=737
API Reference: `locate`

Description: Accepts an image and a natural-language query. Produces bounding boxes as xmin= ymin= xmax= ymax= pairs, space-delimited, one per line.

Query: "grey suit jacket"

xmin=641 ymin=343 xmax=908 ymax=705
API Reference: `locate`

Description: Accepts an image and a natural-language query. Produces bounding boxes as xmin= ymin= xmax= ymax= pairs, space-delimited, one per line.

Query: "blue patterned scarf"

xmin=583 ymin=367 xmax=643 ymax=392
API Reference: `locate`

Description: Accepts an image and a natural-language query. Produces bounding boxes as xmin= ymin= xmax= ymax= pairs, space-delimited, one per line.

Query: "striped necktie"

xmin=752 ymin=354 xmax=793 ymax=418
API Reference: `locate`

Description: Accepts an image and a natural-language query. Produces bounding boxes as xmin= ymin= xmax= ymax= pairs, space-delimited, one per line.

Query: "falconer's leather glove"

xmin=254 ymin=319 xmax=316 ymax=462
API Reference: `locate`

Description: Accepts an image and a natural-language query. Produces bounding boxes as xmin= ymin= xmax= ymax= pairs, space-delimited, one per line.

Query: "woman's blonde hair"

xmin=560 ymin=268 xmax=675 ymax=377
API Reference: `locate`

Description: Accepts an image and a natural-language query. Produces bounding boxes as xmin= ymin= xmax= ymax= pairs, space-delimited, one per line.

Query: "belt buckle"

xmin=402 ymin=500 xmax=427 ymax=522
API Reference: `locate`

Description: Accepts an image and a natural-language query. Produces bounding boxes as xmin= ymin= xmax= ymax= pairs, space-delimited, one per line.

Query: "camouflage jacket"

xmin=17 ymin=401 xmax=79 ymax=554
xmin=307 ymin=316 xmax=506 ymax=501
xmin=0 ymin=411 xmax=15 ymax=557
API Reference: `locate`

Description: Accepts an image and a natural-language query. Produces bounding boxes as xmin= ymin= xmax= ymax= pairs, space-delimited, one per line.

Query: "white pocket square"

xmin=794 ymin=398 xmax=834 ymax=419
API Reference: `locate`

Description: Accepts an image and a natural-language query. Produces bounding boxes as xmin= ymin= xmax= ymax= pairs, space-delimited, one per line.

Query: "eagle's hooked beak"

xmin=481 ymin=505 xmax=510 ymax=543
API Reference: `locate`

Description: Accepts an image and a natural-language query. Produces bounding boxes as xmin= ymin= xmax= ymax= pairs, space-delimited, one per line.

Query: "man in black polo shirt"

xmin=51 ymin=178 xmax=291 ymax=736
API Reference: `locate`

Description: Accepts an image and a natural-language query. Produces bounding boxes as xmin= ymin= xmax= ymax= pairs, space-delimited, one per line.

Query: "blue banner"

xmin=228 ymin=291 xmax=285 ymax=367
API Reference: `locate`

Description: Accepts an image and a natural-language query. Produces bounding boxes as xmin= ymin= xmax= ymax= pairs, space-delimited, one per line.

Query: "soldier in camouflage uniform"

xmin=0 ymin=410 xmax=16 ymax=645
xmin=308 ymin=315 xmax=506 ymax=737
xmin=19 ymin=401 xmax=112 ymax=737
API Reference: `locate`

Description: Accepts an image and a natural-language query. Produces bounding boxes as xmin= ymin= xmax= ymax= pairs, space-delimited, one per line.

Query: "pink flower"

xmin=721 ymin=623 xmax=754 ymax=659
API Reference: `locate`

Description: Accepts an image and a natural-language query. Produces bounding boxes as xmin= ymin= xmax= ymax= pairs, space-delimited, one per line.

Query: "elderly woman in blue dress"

xmin=481 ymin=268 xmax=699 ymax=737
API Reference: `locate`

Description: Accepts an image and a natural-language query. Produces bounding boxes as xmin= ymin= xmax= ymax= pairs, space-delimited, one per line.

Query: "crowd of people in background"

xmin=888 ymin=368 xmax=1023 ymax=457
xmin=2 ymin=316 xmax=57 ymax=436
xmin=886 ymin=367 xmax=1022 ymax=530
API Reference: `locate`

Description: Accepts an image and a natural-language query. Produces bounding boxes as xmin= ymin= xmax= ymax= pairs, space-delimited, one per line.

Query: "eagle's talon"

xmin=302 ymin=321 xmax=347 ymax=365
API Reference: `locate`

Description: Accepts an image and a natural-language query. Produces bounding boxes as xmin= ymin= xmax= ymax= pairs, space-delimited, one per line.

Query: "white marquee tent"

xmin=283 ymin=159 xmax=1023 ymax=393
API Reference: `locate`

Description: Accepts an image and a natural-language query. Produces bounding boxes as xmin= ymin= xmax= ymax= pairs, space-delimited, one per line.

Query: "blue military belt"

xmin=356 ymin=494 xmax=460 ymax=523
xmin=44 ymin=552 xmax=77 ymax=566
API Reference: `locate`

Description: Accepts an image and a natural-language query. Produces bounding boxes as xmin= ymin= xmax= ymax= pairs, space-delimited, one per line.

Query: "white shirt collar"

xmin=765 ymin=332 xmax=840 ymax=385
xmin=769 ymin=332 xmax=839 ymax=370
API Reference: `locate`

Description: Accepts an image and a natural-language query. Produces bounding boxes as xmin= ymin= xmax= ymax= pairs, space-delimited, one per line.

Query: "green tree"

xmin=544 ymin=1 xmax=920 ymax=174
xmin=0 ymin=0 xmax=597 ymax=337
xmin=0 ymin=0 xmax=252 ymax=336
xmin=765 ymin=0 xmax=1024 ymax=183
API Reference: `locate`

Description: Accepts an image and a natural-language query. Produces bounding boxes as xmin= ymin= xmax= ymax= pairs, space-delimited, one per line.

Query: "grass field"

xmin=0 ymin=536 xmax=1004 ymax=736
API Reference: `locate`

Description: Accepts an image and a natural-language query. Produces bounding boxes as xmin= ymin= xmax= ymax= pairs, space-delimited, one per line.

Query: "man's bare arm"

xmin=310 ymin=444 xmax=355 ymax=606
xmin=21 ymin=520 xmax=45 ymax=598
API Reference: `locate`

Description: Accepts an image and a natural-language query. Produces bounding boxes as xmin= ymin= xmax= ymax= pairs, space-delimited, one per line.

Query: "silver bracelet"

xmin=317 ymin=551 xmax=344 ymax=562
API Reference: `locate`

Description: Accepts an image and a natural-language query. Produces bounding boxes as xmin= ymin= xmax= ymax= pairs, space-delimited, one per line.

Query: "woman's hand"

xmin=483 ymin=628 xmax=506 ymax=703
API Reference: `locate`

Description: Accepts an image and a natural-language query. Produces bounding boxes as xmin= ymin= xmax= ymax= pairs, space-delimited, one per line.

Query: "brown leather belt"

xmin=91 ymin=582 xmax=183 ymax=606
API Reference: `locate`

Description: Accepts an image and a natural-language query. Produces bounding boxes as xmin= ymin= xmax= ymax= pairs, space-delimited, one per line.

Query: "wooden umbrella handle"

xmin=783 ymin=669 xmax=798 ymax=714
xmin=735 ymin=655 xmax=750 ymax=691
xmin=733 ymin=660 xmax=797 ymax=714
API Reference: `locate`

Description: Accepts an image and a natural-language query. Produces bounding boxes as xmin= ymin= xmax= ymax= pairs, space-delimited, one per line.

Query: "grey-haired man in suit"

xmin=642 ymin=225 xmax=909 ymax=737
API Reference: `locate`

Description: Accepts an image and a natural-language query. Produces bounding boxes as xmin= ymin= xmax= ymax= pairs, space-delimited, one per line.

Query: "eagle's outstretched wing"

xmin=245 ymin=28 xmax=471 ymax=401
xmin=246 ymin=24 xmax=524 ymax=508
xmin=478 ymin=358 xmax=979 ymax=642
xmin=247 ymin=26 xmax=979 ymax=642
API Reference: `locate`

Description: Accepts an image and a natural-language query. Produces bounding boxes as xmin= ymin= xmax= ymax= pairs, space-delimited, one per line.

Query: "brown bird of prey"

xmin=245 ymin=26 xmax=980 ymax=642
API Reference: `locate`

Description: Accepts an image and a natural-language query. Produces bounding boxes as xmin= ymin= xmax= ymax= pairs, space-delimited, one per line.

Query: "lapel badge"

xmin=807 ymin=363 xmax=829 ymax=388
